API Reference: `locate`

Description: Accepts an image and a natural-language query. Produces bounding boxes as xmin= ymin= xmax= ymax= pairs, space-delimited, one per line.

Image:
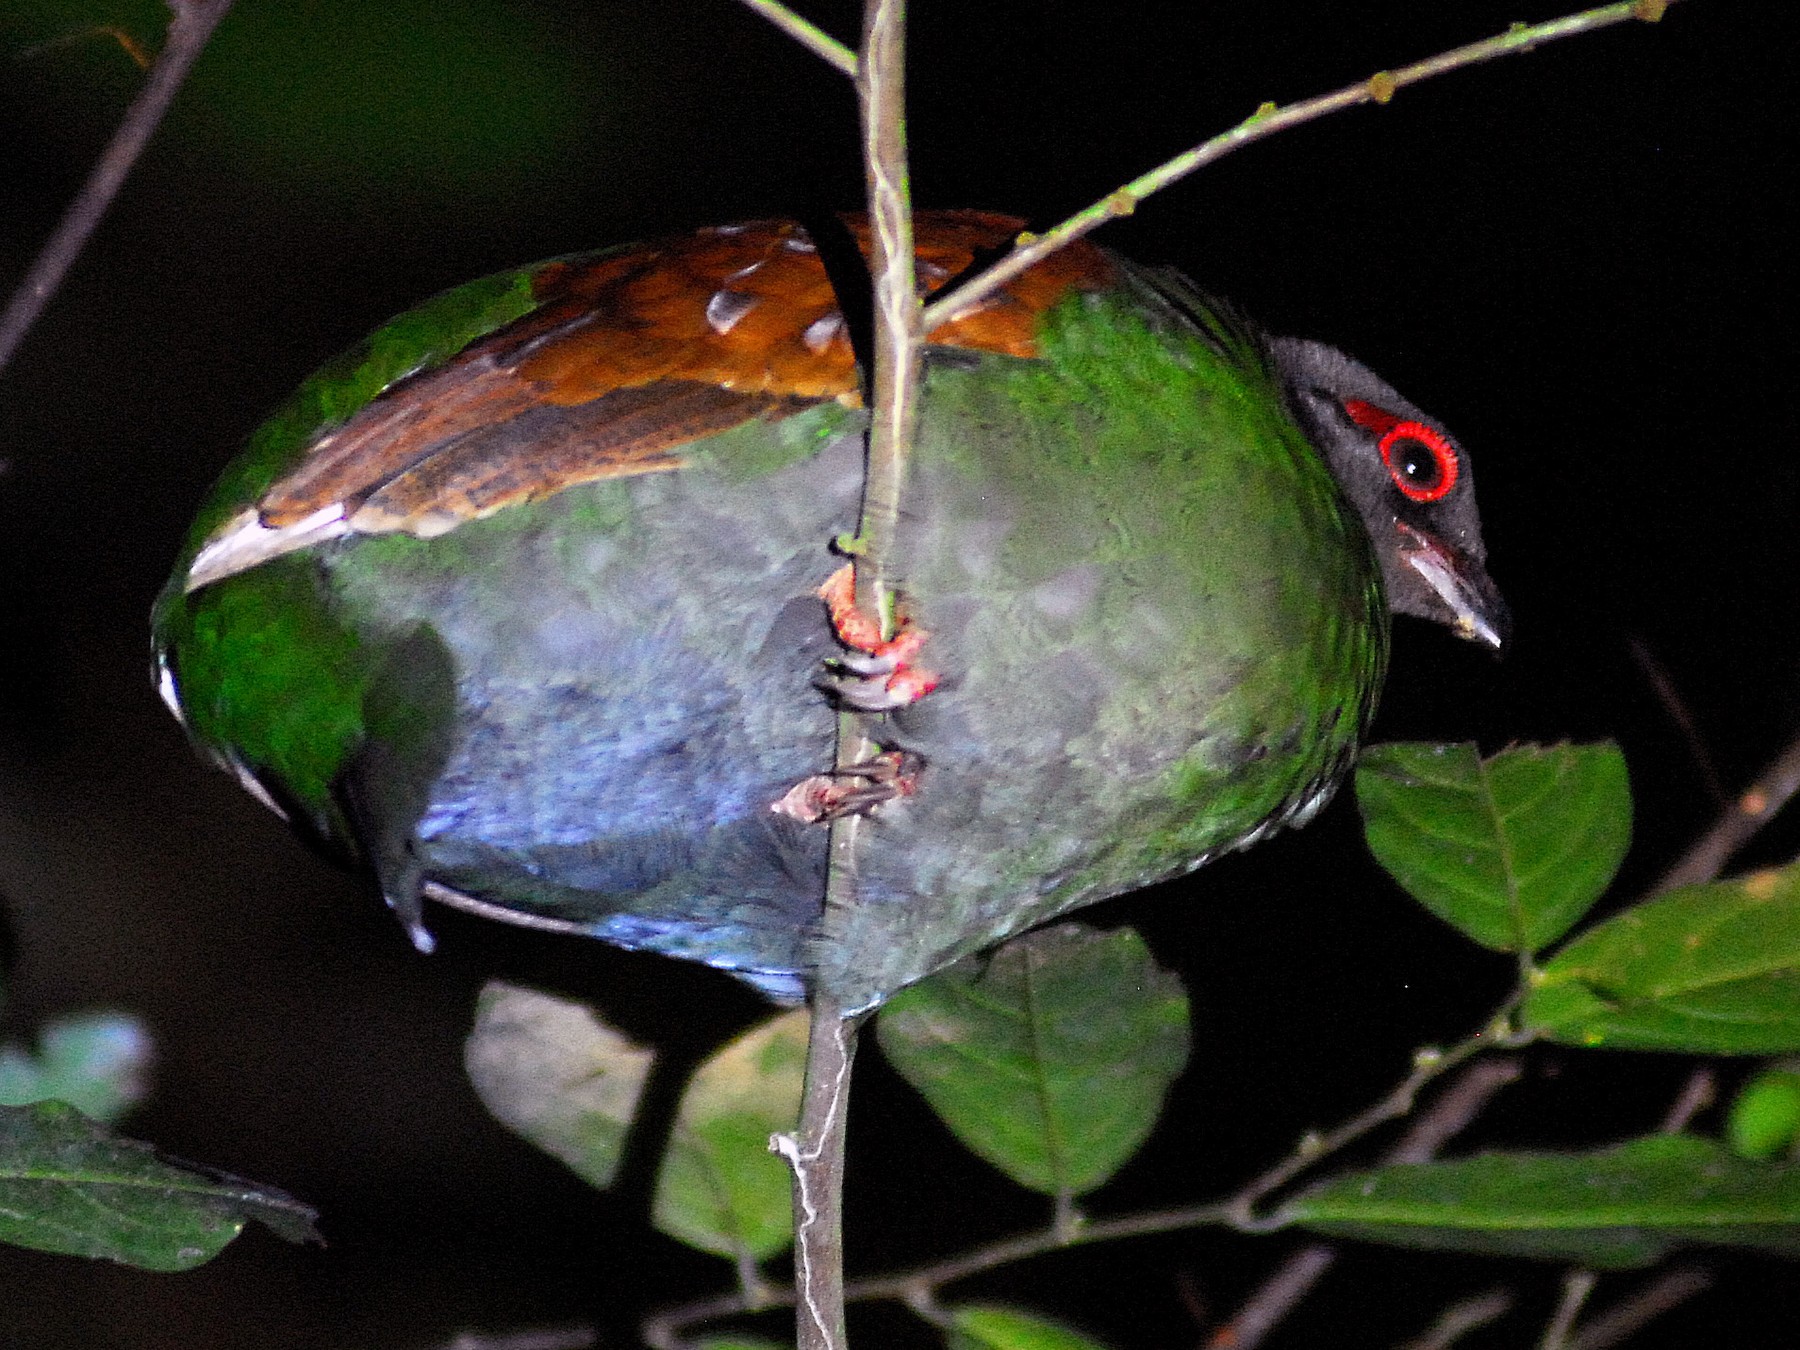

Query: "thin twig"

xmin=736 ymin=0 xmax=858 ymax=74
xmin=1203 ymin=1244 xmax=1336 ymax=1350
xmin=1654 ymin=726 xmax=1800 ymax=893
xmin=1386 ymin=1058 xmax=1524 ymax=1165
xmin=0 ymin=0 xmax=234 ymax=377
xmin=921 ymin=0 xmax=1678 ymax=333
xmin=1206 ymin=1059 xmax=1522 ymax=1349
xmin=1627 ymin=638 xmax=1729 ymax=807
xmin=1658 ymin=1066 xmax=1715 ymax=1134
xmin=1570 ymin=1267 xmax=1713 ymax=1350
xmin=1393 ymin=1289 xmax=1516 ymax=1350
xmin=1539 ymin=1270 xmax=1599 ymax=1350
xmin=1234 ymin=999 xmax=1523 ymax=1220
xmin=438 ymin=1329 xmax=596 ymax=1350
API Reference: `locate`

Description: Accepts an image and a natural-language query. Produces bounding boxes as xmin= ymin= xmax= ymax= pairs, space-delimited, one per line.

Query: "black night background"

xmin=0 ymin=1 xmax=1794 ymax=1345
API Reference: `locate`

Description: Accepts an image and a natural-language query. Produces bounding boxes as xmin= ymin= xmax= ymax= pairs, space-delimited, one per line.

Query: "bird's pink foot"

xmin=770 ymin=750 xmax=924 ymax=823
xmin=817 ymin=563 xmax=940 ymax=710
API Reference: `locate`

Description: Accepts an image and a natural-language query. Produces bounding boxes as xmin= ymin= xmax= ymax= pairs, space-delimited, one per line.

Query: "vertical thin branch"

xmin=0 ymin=0 xmax=234 ymax=376
xmin=848 ymin=0 xmax=920 ymax=625
xmin=774 ymin=997 xmax=861 ymax=1350
xmin=781 ymin=7 xmax=919 ymax=1349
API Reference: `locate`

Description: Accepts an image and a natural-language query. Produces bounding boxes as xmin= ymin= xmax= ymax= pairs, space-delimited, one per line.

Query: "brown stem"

xmin=1203 ymin=1244 xmax=1336 ymax=1350
xmin=921 ymin=0 xmax=1679 ymax=332
xmin=0 ymin=0 xmax=234 ymax=377
xmin=1654 ymin=728 xmax=1800 ymax=893
xmin=1570 ymin=1267 xmax=1712 ymax=1350
xmin=1233 ymin=999 xmax=1523 ymax=1220
xmin=1539 ymin=1270 xmax=1599 ymax=1350
xmin=1394 ymin=1289 xmax=1516 ymax=1350
xmin=438 ymin=1330 xmax=596 ymax=1350
xmin=1658 ymin=1067 xmax=1716 ymax=1134
xmin=1207 ymin=1059 xmax=1523 ymax=1349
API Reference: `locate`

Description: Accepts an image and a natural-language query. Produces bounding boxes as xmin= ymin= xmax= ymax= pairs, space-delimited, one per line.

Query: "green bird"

xmin=153 ymin=211 xmax=1506 ymax=1013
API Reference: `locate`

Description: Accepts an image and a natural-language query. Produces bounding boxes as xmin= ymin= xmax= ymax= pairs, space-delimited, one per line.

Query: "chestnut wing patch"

xmin=186 ymin=213 xmax=1113 ymax=592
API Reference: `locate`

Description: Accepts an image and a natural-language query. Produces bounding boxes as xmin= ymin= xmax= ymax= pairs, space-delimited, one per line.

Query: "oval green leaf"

xmin=0 ymin=1101 xmax=319 ymax=1270
xmin=1355 ymin=741 xmax=1631 ymax=953
xmin=1522 ymin=865 xmax=1800 ymax=1053
xmin=463 ymin=981 xmax=656 ymax=1191
xmin=949 ymin=1304 xmax=1117 ymax=1350
xmin=875 ymin=923 xmax=1189 ymax=1202
xmin=652 ymin=1009 xmax=806 ymax=1263
xmin=1286 ymin=1134 xmax=1800 ymax=1268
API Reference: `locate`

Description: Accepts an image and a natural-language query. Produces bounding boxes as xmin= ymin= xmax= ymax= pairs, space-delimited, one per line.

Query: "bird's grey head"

xmin=1269 ymin=336 xmax=1509 ymax=652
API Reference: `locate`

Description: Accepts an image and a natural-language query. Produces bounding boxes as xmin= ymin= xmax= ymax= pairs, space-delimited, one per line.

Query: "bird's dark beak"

xmin=1397 ymin=522 xmax=1511 ymax=654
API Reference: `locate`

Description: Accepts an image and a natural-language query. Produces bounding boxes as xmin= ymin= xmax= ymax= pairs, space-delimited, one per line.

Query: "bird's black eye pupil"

xmin=1392 ymin=439 xmax=1440 ymax=488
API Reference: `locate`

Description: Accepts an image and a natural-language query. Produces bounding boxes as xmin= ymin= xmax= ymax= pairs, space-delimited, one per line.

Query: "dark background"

xmin=0 ymin=1 xmax=1794 ymax=1345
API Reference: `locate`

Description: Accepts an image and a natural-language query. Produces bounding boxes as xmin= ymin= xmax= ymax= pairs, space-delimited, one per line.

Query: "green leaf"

xmin=463 ymin=981 xmax=655 ymax=1191
xmin=696 ymin=1338 xmax=790 ymax=1350
xmin=1728 ymin=1066 xmax=1800 ymax=1160
xmin=0 ymin=1011 xmax=153 ymax=1125
xmin=876 ymin=923 xmax=1188 ymax=1201
xmin=1522 ymin=865 xmax=1800 ymax=1053
xmin=1285 ymin=1134 xmax=1800 ymax=1268
xmin=652 ymin=1009 xmax=806 ymax=1263
xmin=949 ymin=1304 xmax=1117 ymax=1350
xmin=0 ymin=1101 xmax=319 ymax=1270
xmin=1355 ymin=741 xmax=1631 ymax=953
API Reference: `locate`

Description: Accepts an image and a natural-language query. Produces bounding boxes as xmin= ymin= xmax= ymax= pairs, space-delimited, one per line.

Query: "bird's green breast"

xmin=818 ymin=288 xmax=1387 ymax=1002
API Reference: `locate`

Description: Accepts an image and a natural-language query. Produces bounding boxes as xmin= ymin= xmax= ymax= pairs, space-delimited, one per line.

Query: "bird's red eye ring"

xmin=1379 ymin=422 xmax=1458 ymax=502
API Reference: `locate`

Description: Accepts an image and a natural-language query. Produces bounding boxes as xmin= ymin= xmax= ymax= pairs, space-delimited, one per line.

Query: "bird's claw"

xmin=770 ymin=750 xmax=925 ymax=823
xmin=817 ymin=563 xmax=940 ymax=709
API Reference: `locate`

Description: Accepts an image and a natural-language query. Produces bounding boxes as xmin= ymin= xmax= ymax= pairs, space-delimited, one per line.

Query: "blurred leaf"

xmin=696 ymin=1338 xmax=790 ymax=1350
xmin=464 ymin=981 xmax=655 ymax=1191
xmin=1522 ymin=865 xmax=1800 ymax=1053
xmin=193 ymin=0 xmax=597 ymax=206
xmin=1285 ymin=1134 xmax=1800 ymax=1268
xmin=2 ymin=0 xmax=602 ymax=208
xmin=949 ymin=1304 xmax=1117 ymax=1350
xmin=0 ymin=1100 xmax=318 ymax=1269
xmin=1356 ymin=741 xmax=1631 ymax=952
xmin=1728 ymin=1065 xmax=1800 ymax=1161
xmin=876 ymin=923 xmax=1188 ymax=1202
xmin=652 ymin=1009 xmax=806 ymax=1263
xmin=0 ymin=1011 xmax=152 ymax=1125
